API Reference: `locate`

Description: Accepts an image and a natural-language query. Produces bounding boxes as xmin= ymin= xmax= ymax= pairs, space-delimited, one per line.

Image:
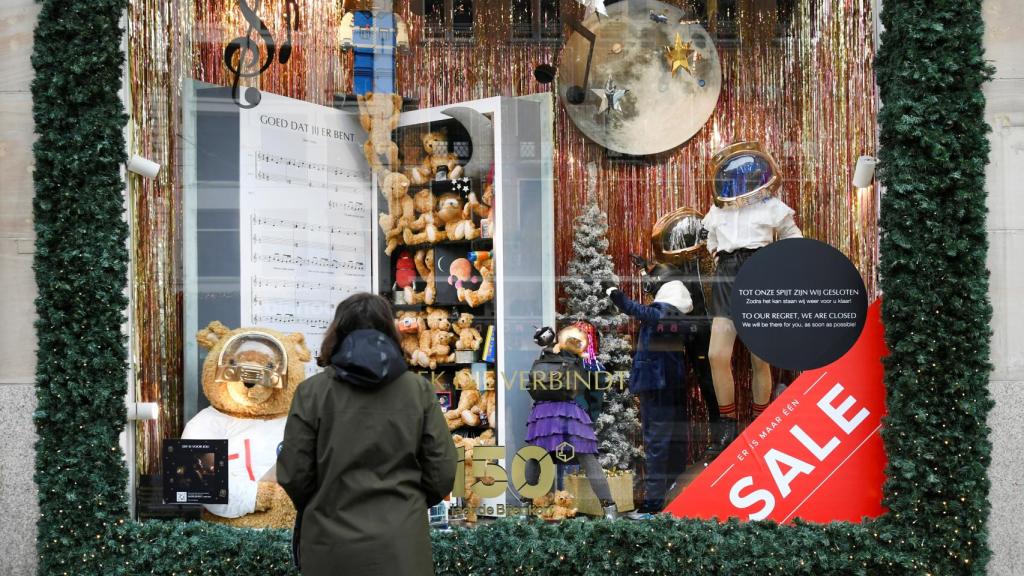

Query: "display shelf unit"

xmin=372 ymin=95 xmax=555 ymax=510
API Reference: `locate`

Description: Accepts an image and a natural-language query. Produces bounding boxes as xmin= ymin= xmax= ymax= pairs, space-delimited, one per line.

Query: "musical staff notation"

xmin=328 ymin=199 xmax=368 ymax=217
xmin=251 ymin=233 xmax=362 ymax=254
xmin=256 ymin=151 xmax=369 ymax=179
xmin=252 ymin=278 xmax=365 ymax=292
xmin=254 ymin=252 xmax=366 ymax=272
xmin=251 ymin=215 xmax=368 ymax=235
xmin=253 ymin=313 xmax=330 ymax=330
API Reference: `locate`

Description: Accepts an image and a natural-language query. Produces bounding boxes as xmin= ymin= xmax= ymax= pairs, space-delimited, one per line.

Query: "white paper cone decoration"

xmin=126 ymin=401 xmax=160 ymax=421
xmin=127 ymin=154 xmax=161 ymax=179
xmin=853 ymin=155 xmax=878 ymax=188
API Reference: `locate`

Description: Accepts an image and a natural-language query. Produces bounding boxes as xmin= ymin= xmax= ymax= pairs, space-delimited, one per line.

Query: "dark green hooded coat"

xmin=278 ymin=329 xmax=457 ymax=576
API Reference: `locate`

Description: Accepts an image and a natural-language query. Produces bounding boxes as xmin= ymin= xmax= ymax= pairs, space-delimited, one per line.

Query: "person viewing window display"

xmin=278 ymin=293 xmax=457 ymax=576
xmin=701 ymin=142 xmax=802 ymax=460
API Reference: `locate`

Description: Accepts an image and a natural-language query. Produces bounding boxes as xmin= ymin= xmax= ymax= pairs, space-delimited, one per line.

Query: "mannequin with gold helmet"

xmin=645 ymin=207 xmax=720 ymax=427
xmin=701 ymin=141 xmax=802 ymax=460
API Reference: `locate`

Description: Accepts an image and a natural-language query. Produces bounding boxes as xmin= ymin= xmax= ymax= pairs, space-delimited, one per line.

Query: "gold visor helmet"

xmin=711 ymin=141 xmax=782 ymax=209
xmin=214 ymin=331 xmax=289 ymax=389
xmin=651 ymin=206 xmax=706 ymax=266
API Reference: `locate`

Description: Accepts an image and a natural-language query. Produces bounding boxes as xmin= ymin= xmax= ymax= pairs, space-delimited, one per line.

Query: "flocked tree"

xmin=559 ymin=164 xmax=642 ymax=472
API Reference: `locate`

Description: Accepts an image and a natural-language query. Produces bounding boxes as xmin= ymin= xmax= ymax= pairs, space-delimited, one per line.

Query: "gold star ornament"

xmin=665 ymin=33 xmax=695 ymax=77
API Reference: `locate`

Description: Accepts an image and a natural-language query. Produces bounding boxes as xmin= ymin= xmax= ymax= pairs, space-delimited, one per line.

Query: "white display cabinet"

xmin=371 ymin=94 xmax=555 ymax=513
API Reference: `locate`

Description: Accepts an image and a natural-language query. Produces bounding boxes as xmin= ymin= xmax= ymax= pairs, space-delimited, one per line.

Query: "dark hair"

xmin=317 ymin=293 xmax=401 ymax=367
xmin=643 ymin=263 xmax=682 ymax=295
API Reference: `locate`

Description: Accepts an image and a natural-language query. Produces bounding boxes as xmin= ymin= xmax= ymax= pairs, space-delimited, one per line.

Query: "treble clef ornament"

xmin=223 ymin=0 xmax=300 ymax=108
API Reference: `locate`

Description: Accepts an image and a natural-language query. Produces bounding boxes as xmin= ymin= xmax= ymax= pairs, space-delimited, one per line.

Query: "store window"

xmin=126 ymin=0 xmax=883 ymax=538
xmin=512 ymin=0 xmax=561 ymax=42
xmin=424 ymin=0 xmax=474 ymax=41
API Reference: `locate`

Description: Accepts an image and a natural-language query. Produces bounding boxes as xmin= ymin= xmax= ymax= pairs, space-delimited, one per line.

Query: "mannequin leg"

xmin=706 ymin=317 xmax=739 ymax=457
xmin=750 ymin=352 xmax=773 ymax=416
xmin=687 ymin=325 xmax=719 ymax=422
xmin=708 ymin=317 xmax=738 ymax=415
xmin=578 ymin=453 xmax=613 ymax=503
xmin=637 ymin=389 xmax=673 ymax=511
xmin=666 ymin=379 xmax=690 ymax=484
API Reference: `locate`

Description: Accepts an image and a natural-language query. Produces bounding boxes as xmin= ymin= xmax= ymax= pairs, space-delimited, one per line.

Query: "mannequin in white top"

xmin=701 ymin=142 xmax=802 ymax=457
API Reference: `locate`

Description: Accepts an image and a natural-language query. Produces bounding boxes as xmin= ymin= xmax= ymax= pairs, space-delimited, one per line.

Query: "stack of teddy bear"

xmin=363 ymin=91 xmax=494 ymax=258
xmin=396 ymin=309 xmax=483 ymax=370
xmin=396 ymin=309 xmax=495 ymax=431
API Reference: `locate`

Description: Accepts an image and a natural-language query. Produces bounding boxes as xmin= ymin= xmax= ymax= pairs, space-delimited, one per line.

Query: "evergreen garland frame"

xmin=30 ymin=0 xmax=992 ymax=574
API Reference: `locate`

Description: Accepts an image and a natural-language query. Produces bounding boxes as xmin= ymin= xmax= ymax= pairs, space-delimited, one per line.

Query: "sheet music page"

xmin=239 ymin=92 xmax=373 ymax=375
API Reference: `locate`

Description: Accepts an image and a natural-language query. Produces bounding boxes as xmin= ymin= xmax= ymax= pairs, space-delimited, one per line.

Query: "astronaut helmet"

xmin=711 ymin=141 xmax=781 ymax=209
xmin=651 ymin=206 xmax=706 ymax=265
xmin=214 ymin=331 xmax=289 ymax=389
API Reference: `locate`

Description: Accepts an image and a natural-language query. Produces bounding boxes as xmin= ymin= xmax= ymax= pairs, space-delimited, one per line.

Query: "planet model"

xmin=558 ymin=0 xmax=722 ymax=155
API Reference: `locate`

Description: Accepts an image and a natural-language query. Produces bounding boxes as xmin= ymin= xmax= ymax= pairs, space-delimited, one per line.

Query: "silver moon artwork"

xmin=558 ymin=0 xmax=722 ymax=156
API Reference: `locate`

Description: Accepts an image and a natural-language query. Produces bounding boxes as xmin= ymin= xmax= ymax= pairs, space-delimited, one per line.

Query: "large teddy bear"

xmin=181 ymin=321 xmax=310 ymax=529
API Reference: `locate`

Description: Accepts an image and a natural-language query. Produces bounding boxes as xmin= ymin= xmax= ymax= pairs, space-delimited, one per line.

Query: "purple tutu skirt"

xmin=525 ymin=401 xmax=598 ymax=454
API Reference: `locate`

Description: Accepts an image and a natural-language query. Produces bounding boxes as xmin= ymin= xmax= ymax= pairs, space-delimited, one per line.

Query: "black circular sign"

xmin=730 ymin=238 xmax=868 ymax=370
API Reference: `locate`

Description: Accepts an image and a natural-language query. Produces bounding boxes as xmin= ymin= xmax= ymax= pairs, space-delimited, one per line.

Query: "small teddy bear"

xmin=445 ymin=368 xmax=481 ymax=431
xmin=404 ymin=188 xmax=443 ymax=245
xmin=419 ymin=307 xmax=455 ymax=369
xmin=461 ymin=371 xmax=496 ymax=429
xmin=182 ymin=321 xmax=311 ymax=529
xmin=436 ymin=192 xmax=479 ymax=241
xmin=403 ymin=248 xmax=435 ymax=306
xmin=406 ymin=129 xmax=463 ymax=185
xmin=452 ymin=312 xmax=483 ymax=351
xmin=463 ymin=256 xmax=495 ymax=308
xmin=395 ymin=310 xmax=430 ymax=368
xmin=464 ymin=177 xmax=494 ymax=238
xmin=377 ymin=171 xmax=413 ymax=255
xmin=533 ymin=490 xmax=578 ymax=521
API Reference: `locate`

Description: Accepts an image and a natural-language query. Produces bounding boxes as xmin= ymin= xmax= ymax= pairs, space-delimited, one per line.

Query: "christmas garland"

xmin=31 ymin=0 xmax=991 ymax=574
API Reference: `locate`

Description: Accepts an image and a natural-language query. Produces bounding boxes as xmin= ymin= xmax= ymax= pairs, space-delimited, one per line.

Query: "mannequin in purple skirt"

xmin=525 ymin=323 xmax=618 ymax=520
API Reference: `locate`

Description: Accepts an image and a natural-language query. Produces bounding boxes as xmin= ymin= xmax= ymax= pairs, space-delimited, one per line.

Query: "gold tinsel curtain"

xmin=128 ymin=0 xmax=878 ymax=473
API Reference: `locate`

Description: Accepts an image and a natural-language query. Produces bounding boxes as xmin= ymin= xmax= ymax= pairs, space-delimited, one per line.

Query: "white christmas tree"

xmin=559 ymin=164 xmax=642 ymax=472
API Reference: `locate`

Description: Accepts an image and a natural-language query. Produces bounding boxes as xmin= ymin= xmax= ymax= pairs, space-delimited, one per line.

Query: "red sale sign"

xmin=664 ymin=300 xmax=888 ymax=523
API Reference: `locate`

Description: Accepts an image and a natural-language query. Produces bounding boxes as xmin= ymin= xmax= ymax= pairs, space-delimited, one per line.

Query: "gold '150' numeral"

xmin=453 ymin=444 xmax=556 ymax=500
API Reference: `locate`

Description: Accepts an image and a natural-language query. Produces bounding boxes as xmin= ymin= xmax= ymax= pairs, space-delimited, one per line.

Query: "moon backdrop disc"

xmin=558 ymin=0 xmax=722 ymax=156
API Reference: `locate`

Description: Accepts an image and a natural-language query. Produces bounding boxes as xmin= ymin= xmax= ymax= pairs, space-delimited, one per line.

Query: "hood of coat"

xmin=653 ymin=280 xmax=694 ymax=314
xmin=330 ymin=329 xmax=409 ymax=388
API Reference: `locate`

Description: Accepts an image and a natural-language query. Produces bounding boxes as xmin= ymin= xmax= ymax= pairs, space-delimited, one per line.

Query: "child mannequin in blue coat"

xmin=607 ymin=264 xmax=693 ymax=516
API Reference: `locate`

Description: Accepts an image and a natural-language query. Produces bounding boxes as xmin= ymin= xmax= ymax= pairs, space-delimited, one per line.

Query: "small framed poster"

xmin=162 ymin=439 xmax=228 ymax=504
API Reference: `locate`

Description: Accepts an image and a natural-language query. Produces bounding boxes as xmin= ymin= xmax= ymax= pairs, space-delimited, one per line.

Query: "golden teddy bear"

xmin=452 ymin=312 xmax=483 ymax=352
xmin=444 ymin=368 xmax=481 ymax=431
xmin=395 ymin=310 xmax=430 ymax=368
xmin=461 ymin=371 xmax=496 ymax=429
xmin=419 ymin=307 xmax=455 ymax=369
xmin=405 ymin=129 xmax=463 ymax=185
xmin=182 ymin=321 xmax=311 ymax=529
xmin=463 ymin=255 xmax=495 ymax=308
xmin=436 ymin=192 xmax=480 ymax=241
xmin=533 ymin=490 xmax=578 ymax=521
xmin=404 ymin=188 xmax=443 ymax=245
xmin=403 ymin=248 xmax=436 ymax=306
xmin=452 ymin=428 xmax=496 ymax=523
xmin=356 ymin=92 xmax=402 ymax=176
xmin=377 ymin=171 xmax=413 ymax=256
